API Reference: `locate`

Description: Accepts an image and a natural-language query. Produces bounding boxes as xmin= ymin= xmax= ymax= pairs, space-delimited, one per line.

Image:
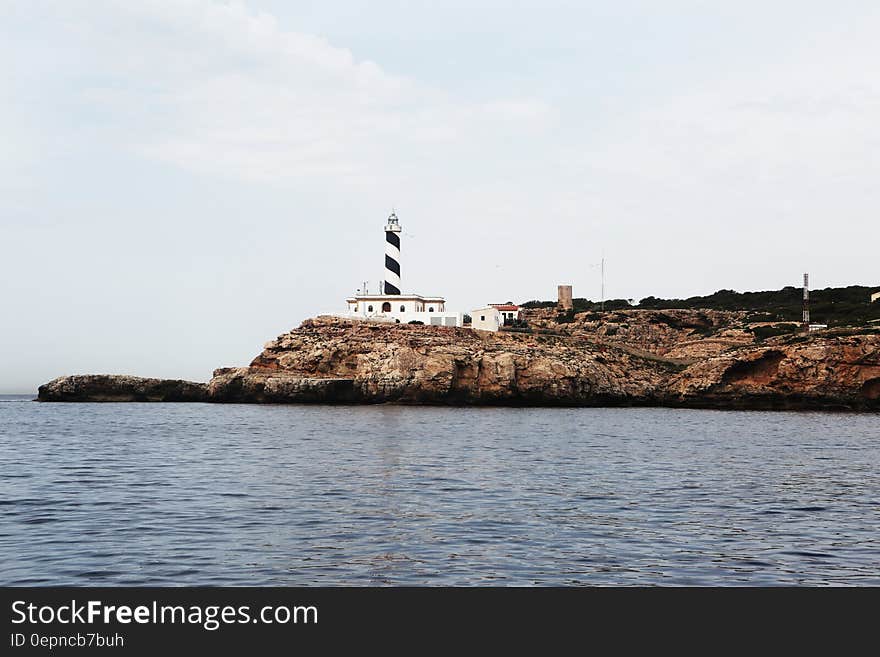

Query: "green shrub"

xmin=749 ymin=324 xmax=800 ymax=340
xmin=555 ymin=310 xmax=576 ymax=323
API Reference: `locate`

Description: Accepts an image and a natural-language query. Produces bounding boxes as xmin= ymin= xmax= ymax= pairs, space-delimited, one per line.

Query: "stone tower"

xmin=558 ymin=285 xmax=573 ymax=310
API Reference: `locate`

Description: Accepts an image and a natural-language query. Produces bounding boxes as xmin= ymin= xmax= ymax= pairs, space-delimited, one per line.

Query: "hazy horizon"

xmin=3 ymin=1 xmax=878 ymax=393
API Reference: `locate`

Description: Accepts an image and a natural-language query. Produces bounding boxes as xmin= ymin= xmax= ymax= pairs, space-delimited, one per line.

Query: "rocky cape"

xmin=38 ymin=311 xmax=880 ymax=411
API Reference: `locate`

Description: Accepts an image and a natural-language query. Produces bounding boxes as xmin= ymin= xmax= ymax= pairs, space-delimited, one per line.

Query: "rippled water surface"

xmin=1 ymin=396 xmax=878 ymax=585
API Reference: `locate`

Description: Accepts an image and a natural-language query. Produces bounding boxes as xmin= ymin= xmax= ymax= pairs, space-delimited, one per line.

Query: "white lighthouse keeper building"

xmin=343 ymin=211 xmax=463 ymax=327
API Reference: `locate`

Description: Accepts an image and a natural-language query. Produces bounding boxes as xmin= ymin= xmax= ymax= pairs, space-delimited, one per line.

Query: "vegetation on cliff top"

xmin=522 ymin=285 xmax=880 ymax=327
xmin=521 ymin=298 xmax=635 ymax=312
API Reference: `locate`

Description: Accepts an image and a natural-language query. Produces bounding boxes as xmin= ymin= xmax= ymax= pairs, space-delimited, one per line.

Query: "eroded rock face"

xmin=231 ymin=317 xmax=672 ymax=405
xmin=664 ymin=334 xmax=880 ymax=410
xmin=218 ymin=318 xmax=879 ymax=409
xmin=38 ymin=375 xmax=208 ymax=402
xmin=524 ymin=308 xmax=755 ymax=359
xmin=207 ymin=367 xmax=358 ymax=404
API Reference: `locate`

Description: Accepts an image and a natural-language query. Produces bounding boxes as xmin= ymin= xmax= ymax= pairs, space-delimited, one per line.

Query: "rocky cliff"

xmin=525 ymin=307 xmax=756 ymax=359
xmin=38 ymin=313 xmax=880 ymax=410
xmin=665 ymin=332 xmax=880 ymax=410
xmin=209 ymin=317 xmax=672 ymax=405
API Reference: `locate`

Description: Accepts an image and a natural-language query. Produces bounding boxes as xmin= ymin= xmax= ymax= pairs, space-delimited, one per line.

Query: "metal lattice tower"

xmin=803 ymin=273 xmax=810 ymax=329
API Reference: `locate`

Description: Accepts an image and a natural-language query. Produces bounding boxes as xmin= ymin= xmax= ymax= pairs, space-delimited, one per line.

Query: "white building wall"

xmin=342 ymin=295 xmax=456 ymax=325
xmin=347 ymin=297 xmax=447 ymax=316
xmin=382 ymin=310 xmax=460 ymax=326
xmin=336 ymin=308 xmax=461 ymax=327
xmin=471 ymin=307 xmax=501 ymax=332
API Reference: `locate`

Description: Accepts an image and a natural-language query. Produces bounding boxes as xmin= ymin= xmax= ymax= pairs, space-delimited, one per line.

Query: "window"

xmin=354 ymin=305 xmax=358 ymax=312
xmin=382 ymin=302 xmax=392 ymax=312
xmin=428 ymin=306 xmax=434 ymax=312
xmin=480 ymin=315 xmax=485 ymax=321
xmin=400 ymin=305 xmax=406 ymax=312
xmin=367 ymin=305 xmax=373 ymax=312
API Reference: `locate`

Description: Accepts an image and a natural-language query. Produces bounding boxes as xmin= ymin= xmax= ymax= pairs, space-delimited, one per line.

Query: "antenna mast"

xmin=803 ymin=273 xmax=810 ymax=331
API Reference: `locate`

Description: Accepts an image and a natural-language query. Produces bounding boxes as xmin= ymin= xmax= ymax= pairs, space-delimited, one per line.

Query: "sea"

xmin=1 ymin=394 xmax=878 ymax=586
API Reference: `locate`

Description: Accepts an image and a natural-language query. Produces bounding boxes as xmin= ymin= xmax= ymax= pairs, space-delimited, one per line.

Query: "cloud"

xmin=4 ymin=0 xmax=877 ymax=299
xmin=568 ymin=16 xmax=880 ymax=235
xmin=48 ymin=0 xmax=552 ymax=186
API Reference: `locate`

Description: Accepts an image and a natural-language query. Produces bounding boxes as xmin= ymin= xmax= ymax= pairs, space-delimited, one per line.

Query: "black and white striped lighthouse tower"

xmin=384 ymin=211 xmax=402 ymax=295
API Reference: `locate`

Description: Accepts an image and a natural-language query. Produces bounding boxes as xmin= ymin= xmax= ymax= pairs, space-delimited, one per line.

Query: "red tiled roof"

xmin=490 ymin=304 xmax=519 ymax=311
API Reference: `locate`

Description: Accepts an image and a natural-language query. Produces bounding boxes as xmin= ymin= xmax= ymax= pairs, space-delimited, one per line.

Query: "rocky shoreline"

xmin=37 ymin=374 xmax=208 ymax=403
xmin=37 ymin=312 xmax=880 ymax=411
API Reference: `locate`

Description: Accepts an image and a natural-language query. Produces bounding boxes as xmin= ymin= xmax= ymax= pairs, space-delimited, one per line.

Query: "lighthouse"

xmin=342 ymin=210 xmax=462 ymax=327
xmin=384 ymin=211 xmax=402 ymax=295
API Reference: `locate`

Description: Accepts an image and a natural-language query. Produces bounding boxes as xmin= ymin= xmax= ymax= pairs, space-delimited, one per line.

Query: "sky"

xmin=2 ymin=0 xmax=878 ymax=393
